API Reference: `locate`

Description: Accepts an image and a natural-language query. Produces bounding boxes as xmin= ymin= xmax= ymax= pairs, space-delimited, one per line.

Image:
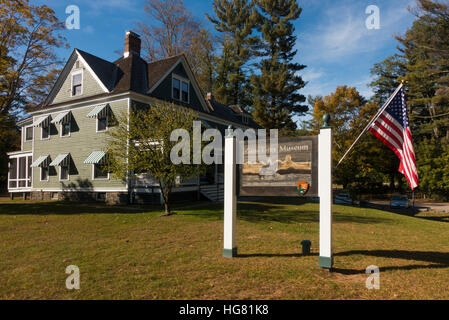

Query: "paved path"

xmin=369 ymin=200 xmax=449 ymax=213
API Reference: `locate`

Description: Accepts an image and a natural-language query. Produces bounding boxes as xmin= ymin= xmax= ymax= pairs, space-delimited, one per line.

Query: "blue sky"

xmin=33 ymin=0 xmax=416 ymax=121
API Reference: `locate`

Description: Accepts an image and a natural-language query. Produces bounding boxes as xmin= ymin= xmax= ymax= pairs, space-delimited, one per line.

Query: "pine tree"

xmin=251 ymin=0 xmax=307 ymax=133
xmin=207 ymin=0 xmax=257 ymax=108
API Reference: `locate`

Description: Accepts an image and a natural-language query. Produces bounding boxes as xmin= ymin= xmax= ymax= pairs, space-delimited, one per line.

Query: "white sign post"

xmin=223 ymin=127 xmax=237 ymax=258
xmin=318 ymin=115 xmax=333 ymax=269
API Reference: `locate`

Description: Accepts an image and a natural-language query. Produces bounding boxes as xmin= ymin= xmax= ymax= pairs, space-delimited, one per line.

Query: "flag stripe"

xmin=373 ymin=120 xmax=403 ymax=148
xmin=369 ymin=87 xmax=419 ymax=190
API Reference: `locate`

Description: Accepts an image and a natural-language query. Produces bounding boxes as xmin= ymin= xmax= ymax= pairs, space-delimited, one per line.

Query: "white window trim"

xmin=60 ymin=122 xmax=71 ymax=138
xmin=92 ymin=163 xmax=110 ymax=181
xmin=70 ymin=70 xmax=83 ymax=97
xmin=8 ymin=154 xmax=33 ymax=189
xmin=59 ymin=165 xmax=70 ymax=181
xmin=24 ymin=125 xmax=33 ymax=142
xmin=96 ymin=117 xmax=109 ymax=133
xmin=172 ymin=75 xmax=190 ymax=104
xmin=41 ymin=126 xmax=50 ymax=141
xmin=40 ymin=167 xmax=49 ymax=182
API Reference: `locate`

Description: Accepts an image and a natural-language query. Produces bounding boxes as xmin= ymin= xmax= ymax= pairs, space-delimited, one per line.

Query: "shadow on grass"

xmin=0 ymin=201 xmax=158 ymax=216
xmin=367 ymin=202 xmax=449 ymax=223
xmin=182 ymin=201 xmax=392 ymax=225
xmin=237 ymin=252 xmax=319 ymax=258
xmin=333 ymin=250 xmax=449 ymax=274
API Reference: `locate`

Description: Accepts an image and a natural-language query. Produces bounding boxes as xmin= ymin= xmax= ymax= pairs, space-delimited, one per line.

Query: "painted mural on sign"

xmin=239 ymin=136 xmax=318 ymax=197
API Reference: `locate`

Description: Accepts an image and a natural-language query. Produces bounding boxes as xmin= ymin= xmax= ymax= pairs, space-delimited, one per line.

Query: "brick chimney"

xmin=124 ymin=31 xmax=141 ymax=58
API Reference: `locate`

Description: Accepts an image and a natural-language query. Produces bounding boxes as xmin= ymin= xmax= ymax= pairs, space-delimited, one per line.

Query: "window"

xmin=41 ymin=166 xmax=49 ymax=181
xmin=242 ymin=115 xmax=249 ymax=124
xmin=8 ymin=155 xmax=32 ymax=189
xmin=93 ymin=164 xmax=108 ymax=180
xmin=60 ymin=165 xmax=69 ymax=181
xmin=172 ymin=76 xmax=189 ymax=103
xmin=97 ymin=117 xmax=108 ymax=132
xmin=18 ymin=157 xmax=26 ymax=187
xmin=27 ymin=156 xmax=32 ymax=187
xmin=9 ymin=158 xmax=17 ymax=188
xmin=61 ymin=122 xmax=71 ymax=137
xmin=72 ymin=72 xmax=82 ymax=96
xmin=182 ymin=81 xmax=189 ymax=103
xmin=173 ymin=78 xmax=180 ymax=100
xmin=41 ymin=126 xmax=49 ymax=140
xmin=25 ymin=126 xmax=33 ymax=141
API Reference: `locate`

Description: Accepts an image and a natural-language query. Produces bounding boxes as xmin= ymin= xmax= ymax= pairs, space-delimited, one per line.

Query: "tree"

xmin=207 ymin=0 xmax=258 ymax=108
xmin=106 ymin=101 xmax=201 ymax=215
xmin=0 ymin=0 xmax=67 ymax=114
xmin=369 ymin=0 xmax=449 ymax=198
xmin=0 ymin=0 xmax=66 ymax=190
xmin=396 ymin=0 xmax=449 ymax=141
xmin=189 ymin=28 xmax=217 ymax=95
xmin=137 ymin=0 xmax=201 ymax=61
xmin=310 ymin=86 xmax=401 ymax=192
xmin=369 ymin=54 xmax=407 ymax=104
xmin=0 ymin=114 xmax=19 ymax=190
xmin=251 ymin=0 xmax=307 ymax=134
xmin=136 ymin=0 xmax=217 ymax=96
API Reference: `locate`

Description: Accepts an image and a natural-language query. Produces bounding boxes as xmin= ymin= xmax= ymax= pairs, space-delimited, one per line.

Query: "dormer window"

xmin=182 ymin=81 xmax=189 ymax=102
xmin=71 ymin=71 xmax=83 ymax=96
xmin=172 ymin=75 xmax=189 ymax=103
xmin=242 ymin=115 xmax=249 ymax=124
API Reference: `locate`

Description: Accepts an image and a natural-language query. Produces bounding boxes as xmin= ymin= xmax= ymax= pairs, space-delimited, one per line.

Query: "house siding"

xmin=21 ymin=129 xmax=32 ymax=152
xmin=151 ymin=63 xmax=203 ymax=112
xmin=32 ymin=99 xmax=128 ymax=191
xmin=51 ymin=58 xmax=105 ymax=105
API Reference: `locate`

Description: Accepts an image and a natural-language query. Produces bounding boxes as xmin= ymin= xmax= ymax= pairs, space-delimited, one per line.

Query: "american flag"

xmin=369 ymin=86 xmax=419 ymax=190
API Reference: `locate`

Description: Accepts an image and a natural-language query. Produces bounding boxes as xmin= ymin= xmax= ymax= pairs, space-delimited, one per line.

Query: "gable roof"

xmin=76 ymin=49 xmax=117 ymax=92
xmin=147 ymin=54 xmax=184 ymax=90
xmin=36 ymin=48 xmax=259 ymax=128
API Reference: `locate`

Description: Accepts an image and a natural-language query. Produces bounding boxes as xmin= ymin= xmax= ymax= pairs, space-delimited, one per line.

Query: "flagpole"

xmin=336 ymin=83 xmax=404 ymax=167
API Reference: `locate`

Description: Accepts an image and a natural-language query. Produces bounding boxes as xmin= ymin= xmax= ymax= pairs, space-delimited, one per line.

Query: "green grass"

xmin=0 ymin=198 xmax=448 ymax=300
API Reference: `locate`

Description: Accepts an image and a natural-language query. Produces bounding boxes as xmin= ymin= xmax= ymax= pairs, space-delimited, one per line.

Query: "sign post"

xmin=223 ymin=126 xmax=237 ymax=258
xmin=318 ymin=114 xmax=333 ymax=269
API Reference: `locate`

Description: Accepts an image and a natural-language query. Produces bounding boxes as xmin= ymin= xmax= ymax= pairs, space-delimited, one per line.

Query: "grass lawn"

xmin=0 ymin=198 xmax=448 ymax=300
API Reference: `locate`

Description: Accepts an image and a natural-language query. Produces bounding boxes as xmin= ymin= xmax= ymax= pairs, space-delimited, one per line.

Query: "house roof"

xmin=207 ymin=99 xmax=262 ymax=129
xmin=147 ymin=54 xmax=184 ymax=90
xmin=76 ymin=49 xmax=117 ymax=92
xmin=36 ymin=49 xmax=260 ymax=129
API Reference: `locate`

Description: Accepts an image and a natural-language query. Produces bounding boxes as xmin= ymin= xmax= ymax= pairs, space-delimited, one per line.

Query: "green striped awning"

xmin=32 ymin=115 xmax=50 ymax=128
xmin=30 ymin=155 xmax=50 ymax=168
xmin=51 ymin=111 xmax=71 ymax=125
xmin=84 ymin=151 xmax=107 ymax=164
xmin=87 ymin=104 xmax=109 ymax=119
xmin=49 ymin=154 xmax=70 ymax=167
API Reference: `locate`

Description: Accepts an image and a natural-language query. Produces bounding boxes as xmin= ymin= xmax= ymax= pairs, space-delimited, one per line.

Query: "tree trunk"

xmin=160 ymin=182 xmax=175 ymax=216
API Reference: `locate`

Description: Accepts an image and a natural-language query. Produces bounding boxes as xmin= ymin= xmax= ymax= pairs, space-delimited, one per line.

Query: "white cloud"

xmin=298 ymin=1 xmax=414 ymax=62
xmin=301 ymin=68 xmax=324 ymax=82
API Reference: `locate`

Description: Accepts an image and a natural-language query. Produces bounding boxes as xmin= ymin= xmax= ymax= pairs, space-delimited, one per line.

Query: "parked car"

xmin=334 ymin=193 xmax=353 ymax=205
xmin=390 ymin=195 xmax=409 ymax=209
